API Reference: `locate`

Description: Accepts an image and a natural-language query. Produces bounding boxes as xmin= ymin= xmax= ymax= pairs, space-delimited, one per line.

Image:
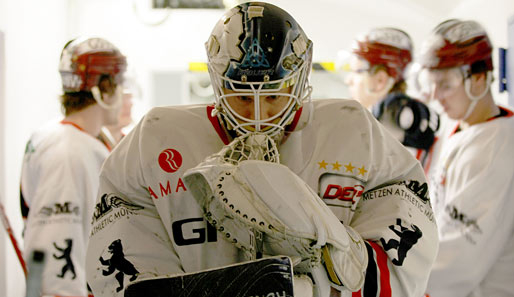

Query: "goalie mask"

xmin=206 ymin=2 xmax=313 ymax=139
xmin=59 ymin=37 xmax=127 ymax=109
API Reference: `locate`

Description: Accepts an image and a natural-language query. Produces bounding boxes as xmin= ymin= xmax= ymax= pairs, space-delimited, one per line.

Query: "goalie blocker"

xmin=124 ymin=256 xmax=309 ymax=297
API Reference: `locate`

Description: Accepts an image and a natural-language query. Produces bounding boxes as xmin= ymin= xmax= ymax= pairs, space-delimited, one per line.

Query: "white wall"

xmin=0 ymin=4 xmax=6 ymax=297
xmin=0 ymin=29 xmax=7 ymax=297
xmin=1 ymin=1 xmax=512 ymax=296
xmin=1 ymin=2 xmax=70 ymax=297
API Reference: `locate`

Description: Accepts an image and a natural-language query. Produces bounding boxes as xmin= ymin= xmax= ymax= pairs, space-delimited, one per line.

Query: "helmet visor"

xmin=418 ymin=67 xmax=464 ymax=101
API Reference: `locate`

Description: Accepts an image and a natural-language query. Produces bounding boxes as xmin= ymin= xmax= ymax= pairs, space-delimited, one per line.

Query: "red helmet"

xmin=59 ymin=37 xmax=127 ymax=93
xmin=351 ymin=27 xmax=412 ymax=82
xmin=418 ymin=19 xmax=493 ymax=72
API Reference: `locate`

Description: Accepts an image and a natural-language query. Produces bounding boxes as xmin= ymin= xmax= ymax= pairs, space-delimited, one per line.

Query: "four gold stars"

xmin=319 ymin=160 xmax=367 ymax=177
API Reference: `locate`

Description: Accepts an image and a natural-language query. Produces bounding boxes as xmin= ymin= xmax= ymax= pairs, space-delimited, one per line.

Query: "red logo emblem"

xmin=322 ymin=184 xmax=364 ymax=203
xmin=158 ymin=149 xmax=183 ymax=173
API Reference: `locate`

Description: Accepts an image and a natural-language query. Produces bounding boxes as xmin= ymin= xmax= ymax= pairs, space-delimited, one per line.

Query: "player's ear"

xmin=98 ymin=74 xmax=117 ymax=96
xmin=369 ymin=69 xmax=391 ymax=92
xmin=469 ymin=72 xmax=487 ymax=96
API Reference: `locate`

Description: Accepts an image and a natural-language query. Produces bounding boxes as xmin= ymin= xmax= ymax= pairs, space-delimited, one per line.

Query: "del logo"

xmin=158 ymin=148 xmax=182 ymax=173
xmin=322 ymin=184 xmax=364 ymax=203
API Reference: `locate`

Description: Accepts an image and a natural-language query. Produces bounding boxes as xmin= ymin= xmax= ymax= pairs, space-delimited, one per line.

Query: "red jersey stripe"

xmin=369 ymin=241 xmax=392 ymax=297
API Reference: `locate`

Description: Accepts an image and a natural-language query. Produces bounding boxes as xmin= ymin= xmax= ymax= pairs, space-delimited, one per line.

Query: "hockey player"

xmin=86 ymin=3 xmax=438 ymax=297
xmin=419 ymin=19 xmax=514 ymax=297
xmin=20 ymin=37 xmax=127 ymax=296
xmin=345 ymin=28 xmax=440 ymax=171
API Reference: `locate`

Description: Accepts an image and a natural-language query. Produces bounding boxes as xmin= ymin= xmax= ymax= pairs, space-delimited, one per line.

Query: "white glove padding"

xmin=183 ymin=159 xmax=367 ymax=291
xmin=294 ymin=274 xmax=314 ymax=297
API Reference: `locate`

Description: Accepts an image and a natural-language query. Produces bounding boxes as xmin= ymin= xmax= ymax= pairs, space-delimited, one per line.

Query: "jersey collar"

xmin=60 ymin=120 xmax=112 ymax=151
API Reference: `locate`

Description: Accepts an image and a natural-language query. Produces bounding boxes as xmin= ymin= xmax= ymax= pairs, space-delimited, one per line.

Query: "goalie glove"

xmin=183 ymin=133 xmax=367 ymax=293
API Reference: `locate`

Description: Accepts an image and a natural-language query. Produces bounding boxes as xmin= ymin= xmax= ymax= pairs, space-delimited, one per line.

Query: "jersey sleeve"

xmin=86 ymin=110 xmax=182 ymax=297
xmin=22 ymin=142 xmax=98 ymax=296
xmin=425 ymin=128 xmax=514 ymax=297
xmin=347 ymin=107 xmax=439 ymax=297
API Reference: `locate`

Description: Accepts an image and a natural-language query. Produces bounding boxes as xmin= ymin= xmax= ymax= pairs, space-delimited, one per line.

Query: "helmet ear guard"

xmin=91 ymin=85 xmax=123 ymax=110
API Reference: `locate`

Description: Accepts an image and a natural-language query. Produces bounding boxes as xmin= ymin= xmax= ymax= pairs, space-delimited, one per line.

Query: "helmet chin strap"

xmin=91 ymin=85 xmax=123 ymax=110
xmin=462 ymin=71 xmax=492 ymax=120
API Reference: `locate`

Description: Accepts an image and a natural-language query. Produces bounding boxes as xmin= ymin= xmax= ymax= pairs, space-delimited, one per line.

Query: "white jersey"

xmin=422 ymin=113 xmax=457 ymax=183
xmin=425 ymin=107 xmax=514 ymax=297
xmin=20 ymin=120 xmax=109 ymax=297
xmin=86 ymin=99 xmax=438 ymax=297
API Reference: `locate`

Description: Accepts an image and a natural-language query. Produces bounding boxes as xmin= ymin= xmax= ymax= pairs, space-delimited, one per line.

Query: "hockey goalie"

xmin=86 ymin=2 xmax=438 ymax=297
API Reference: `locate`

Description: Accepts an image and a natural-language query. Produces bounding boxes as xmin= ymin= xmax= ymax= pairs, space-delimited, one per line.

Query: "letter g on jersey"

xmin=172 ymin=218 xmax=217 ymax=246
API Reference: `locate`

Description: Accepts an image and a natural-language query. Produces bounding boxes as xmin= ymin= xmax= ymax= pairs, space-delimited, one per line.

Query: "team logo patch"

xmin=99 ymin=239 xmax=139 ymax=292
xmin=319 ymin=173 xmax=365 ymax=207
xmin=33 ymin=202 xmax=82 ymax=226
xmin=90 ymin=194 xmax=144 ymax=237
xmin=38 ymin=202 xmax=80 ymax=217
xmin=158 ymin=148 xmax=183 ymax=173
xmin=53 ymin=238 xmax=76 ymax=279
xmin=322 ymin=184 xmax=364 ymax=204
xmin=319 ymin=173 xmax=365 ymax=224
xmin=380 ymin=218 xmax=422 ymax=266
xmin=91 ymin=193 xmax=144 ymax=224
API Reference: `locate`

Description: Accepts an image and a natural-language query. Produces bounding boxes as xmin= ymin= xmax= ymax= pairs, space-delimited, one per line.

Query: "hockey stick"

xmin=0 ymin=200 xmax=27 ymax=277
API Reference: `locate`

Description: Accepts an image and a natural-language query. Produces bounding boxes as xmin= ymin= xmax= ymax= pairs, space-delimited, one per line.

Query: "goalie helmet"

xmin=418 ymin=19 xmax=493 ymax=75
xmin=351 ymin=27 xmax=412 ymax=82
xmin=206 ymin=2 xmax=313 ymax=138
xmin=59 ymin=37 xmax=127 ymax=93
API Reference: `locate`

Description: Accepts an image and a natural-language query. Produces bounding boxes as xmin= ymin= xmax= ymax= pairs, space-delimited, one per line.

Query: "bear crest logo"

xmin=99 ymin=239 xmax=139 ymax=292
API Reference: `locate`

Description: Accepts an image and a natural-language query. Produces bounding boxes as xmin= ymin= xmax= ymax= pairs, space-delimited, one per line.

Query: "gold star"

xmin=358 ymin=165 xmax=368 ymax=176
xmin=318 ymin=160 xmax=328 ymax=169
xmin=344 ymin=162 xmax=355 ymax=173
xmin=332 ymin=161 xmax=341 ymax=171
